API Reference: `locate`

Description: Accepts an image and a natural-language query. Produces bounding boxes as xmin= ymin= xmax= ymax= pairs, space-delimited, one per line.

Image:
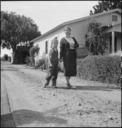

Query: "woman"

xmin=60 ymin=26 xmax=79 ymax=88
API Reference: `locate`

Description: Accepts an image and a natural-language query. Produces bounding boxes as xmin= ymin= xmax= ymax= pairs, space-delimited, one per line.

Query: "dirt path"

xmin=1 ymin=61 xmax=121 ymax=127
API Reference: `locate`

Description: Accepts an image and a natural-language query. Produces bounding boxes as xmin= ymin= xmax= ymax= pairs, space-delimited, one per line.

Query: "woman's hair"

xmin=64 ymin=26 xmax=72 ymax=31
xmin=51 ymin=37 xmax=58 ymax=48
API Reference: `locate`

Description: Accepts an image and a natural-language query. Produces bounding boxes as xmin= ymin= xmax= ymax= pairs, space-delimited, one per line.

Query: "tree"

xmin=1 ymin=11 xmax=41 ymax=63
xmin=85 ymin=22 xmax=109 ymax=55
xmin=90 ymin=0 xmax=122 ymax=15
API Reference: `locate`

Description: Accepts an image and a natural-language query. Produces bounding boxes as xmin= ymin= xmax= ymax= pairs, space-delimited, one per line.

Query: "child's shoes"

xmin=44 ymin=81 xmax=49 ymax=88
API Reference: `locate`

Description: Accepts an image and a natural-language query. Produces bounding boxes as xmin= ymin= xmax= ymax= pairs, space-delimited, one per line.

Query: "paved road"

xmin=1 ymin=74 xmax=15 ymax=127
xmin=1 ymin=61 xmax=121 ymax=127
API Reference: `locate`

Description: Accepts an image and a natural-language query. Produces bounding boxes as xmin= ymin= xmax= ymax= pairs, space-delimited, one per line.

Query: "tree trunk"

xmin=11 ymin=51 xmax=16 ymax=64
xmin=11 ymin=46 xmax=17 ymax=64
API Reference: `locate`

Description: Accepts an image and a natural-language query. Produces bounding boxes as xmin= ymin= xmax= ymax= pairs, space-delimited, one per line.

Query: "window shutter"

xmin=45 ymin=41 xmax=48 ymax=54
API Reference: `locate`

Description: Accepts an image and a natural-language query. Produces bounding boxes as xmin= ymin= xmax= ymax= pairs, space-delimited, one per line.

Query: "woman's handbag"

xmin=58 ymin=61 xmax=64 ymax=72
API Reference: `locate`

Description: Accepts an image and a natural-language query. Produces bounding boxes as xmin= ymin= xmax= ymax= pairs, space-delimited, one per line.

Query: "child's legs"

xmin=52 ymin=74 xmax=57 ymax=83
xmin=52 ymin=67 xmax=58 ymax=84
xmin=46 ymin=67 xmax=53 ymax=84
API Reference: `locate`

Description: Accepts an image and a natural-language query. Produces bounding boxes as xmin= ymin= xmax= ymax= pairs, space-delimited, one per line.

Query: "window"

xmin=112 ymin=15 xmax=118 ymax=22
xmin=45 ymin=41 xmax=48 ymax=54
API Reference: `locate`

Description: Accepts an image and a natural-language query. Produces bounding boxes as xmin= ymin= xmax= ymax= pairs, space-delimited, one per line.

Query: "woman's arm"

xmin=60 ymin=38 xmax=65 ymax=60
xmin=72 ymin=37 xmax=79 ymax=48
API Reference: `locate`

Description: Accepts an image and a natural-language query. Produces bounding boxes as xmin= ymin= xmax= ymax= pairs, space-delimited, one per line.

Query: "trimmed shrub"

xmin=77 ymin=55 xmax=121 ymax=85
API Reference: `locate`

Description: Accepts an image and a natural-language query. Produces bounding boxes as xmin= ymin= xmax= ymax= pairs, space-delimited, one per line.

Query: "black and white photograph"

xmin=1 ymin=0 xmax=122 ymax=127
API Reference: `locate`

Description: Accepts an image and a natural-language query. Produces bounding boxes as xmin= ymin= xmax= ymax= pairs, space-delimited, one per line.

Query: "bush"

xmin=28 ymin=45 xmax=40 ymax=67
xmin=25 ymin=56 xmax=30 ymax=65
xmin=34 ymin=53 xmax=49 ymax=69
xmin=77 ymin=55 xmax=121 ymax=85
xmin=35 ymin=59 xmax=45 ymax=69
xmin=29 ymin=45 xmax=40 ymax=57
xmin=2 ymin=54 xmax=8 ymax=61
xmin=25 ymin=56 xmax=35 ymax=66
xmin=8 ymin=56 xmax=11 ymax=62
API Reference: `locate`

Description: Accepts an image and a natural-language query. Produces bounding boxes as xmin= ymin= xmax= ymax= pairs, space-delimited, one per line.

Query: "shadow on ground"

xmin=49 ymin=85 xmax=120 ymax=91
xmin=8 ymin=109 xmax=67 ymax=126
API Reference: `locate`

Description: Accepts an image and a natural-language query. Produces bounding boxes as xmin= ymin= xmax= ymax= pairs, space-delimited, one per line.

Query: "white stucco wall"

xmin=33 ymin=11 xmax=121 ymax=59
xmin=33 ymin=29 xmax=65 ymax=59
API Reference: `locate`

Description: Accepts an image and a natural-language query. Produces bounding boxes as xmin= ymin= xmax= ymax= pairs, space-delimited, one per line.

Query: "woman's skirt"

xmin=63 ymin=49 xmax=77 ymax=77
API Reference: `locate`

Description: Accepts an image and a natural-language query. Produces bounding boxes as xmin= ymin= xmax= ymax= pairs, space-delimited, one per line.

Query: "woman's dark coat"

xmin=60 ymin=37 xmax=79 ymax=76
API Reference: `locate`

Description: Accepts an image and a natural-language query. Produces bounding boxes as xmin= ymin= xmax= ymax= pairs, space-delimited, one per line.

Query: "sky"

xmin=1 ymin=1 xmax=98 ymax=34
xmin=1 ymin=1 xmax=98 ymax=56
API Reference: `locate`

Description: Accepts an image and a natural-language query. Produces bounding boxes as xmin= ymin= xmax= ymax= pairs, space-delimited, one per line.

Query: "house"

xmin=30 ymin=8 xmax=121 ymax=59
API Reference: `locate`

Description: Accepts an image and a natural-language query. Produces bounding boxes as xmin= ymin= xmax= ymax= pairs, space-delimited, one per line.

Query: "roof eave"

xmin=30 ymin=8 xmax=121 ymax=43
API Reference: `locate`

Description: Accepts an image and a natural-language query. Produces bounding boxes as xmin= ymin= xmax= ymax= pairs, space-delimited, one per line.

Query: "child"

xmin=44 ymin=37 xmax=59 ymax=88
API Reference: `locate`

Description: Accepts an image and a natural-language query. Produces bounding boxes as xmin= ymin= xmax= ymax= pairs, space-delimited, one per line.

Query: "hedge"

xmin=2 ymin=54 xmax=8 ymax=61
xmin=77 ymin=55 xmax=121 ymax=86
xmin=35 ymin=58 xmax=48 ymax=69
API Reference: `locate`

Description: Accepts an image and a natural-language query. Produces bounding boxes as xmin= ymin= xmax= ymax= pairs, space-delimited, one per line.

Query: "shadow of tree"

xmin=1 ymin=113 xmax=15 ymax=127
xmin=12 ymin=109 xmax=67 ymax=126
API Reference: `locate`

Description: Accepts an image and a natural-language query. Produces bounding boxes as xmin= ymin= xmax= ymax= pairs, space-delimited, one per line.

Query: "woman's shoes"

xmin=52 ymin=82 xmax=57 ymax=88
xmin=52 ymin=86 xmax=57 ymax=88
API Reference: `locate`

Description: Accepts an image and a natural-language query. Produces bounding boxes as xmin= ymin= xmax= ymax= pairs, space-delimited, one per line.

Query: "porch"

xmin=106 ymin=31 xmax=121 ymax=53
xmin=106 ymin=23 xmax=122 ymax=53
